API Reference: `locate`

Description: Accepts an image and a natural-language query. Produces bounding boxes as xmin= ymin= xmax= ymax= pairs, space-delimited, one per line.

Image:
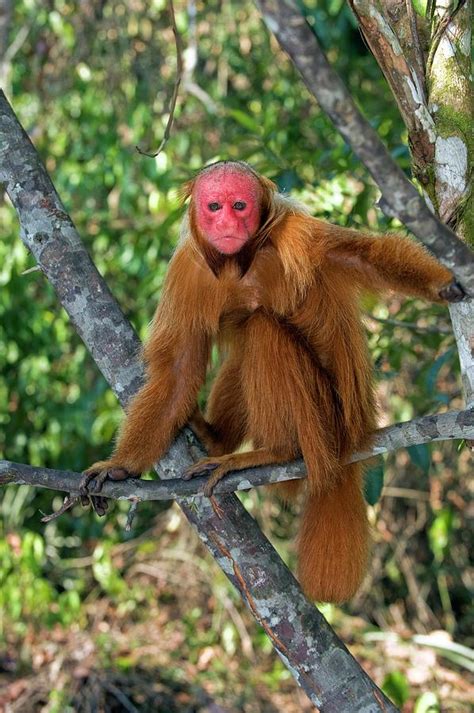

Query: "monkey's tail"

xmin=297 ymin=462 xmax=370 ymax=603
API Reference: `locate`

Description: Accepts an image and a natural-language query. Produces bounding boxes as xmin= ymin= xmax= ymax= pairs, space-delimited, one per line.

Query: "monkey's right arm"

xmin=82 ymin=247 xmax=221 ymax=494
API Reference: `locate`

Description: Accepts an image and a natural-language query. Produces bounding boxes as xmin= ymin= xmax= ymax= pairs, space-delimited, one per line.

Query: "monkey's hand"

xmin=80 ymin=460 xmax=141 ymax=516
xmin=439 ymin=280 xmax=466 ymax=302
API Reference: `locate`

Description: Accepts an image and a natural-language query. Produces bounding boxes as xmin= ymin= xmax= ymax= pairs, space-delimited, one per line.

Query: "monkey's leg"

xmin=188 ymin=407 xmax=222 ymax=455
xmin=241 ymin=312 xmax=342 ymax=493
xmin=205 ymin=353 xmax=248 ymax=454
xmin=183 ymin=448 xmax=293 ymax=497
xmin=188 ymin=349 xmax=248 ymax=457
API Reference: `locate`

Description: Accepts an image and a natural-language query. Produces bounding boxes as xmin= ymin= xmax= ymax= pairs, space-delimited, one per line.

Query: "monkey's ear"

xmin=179 ymin=179 xmax=195 ymax=204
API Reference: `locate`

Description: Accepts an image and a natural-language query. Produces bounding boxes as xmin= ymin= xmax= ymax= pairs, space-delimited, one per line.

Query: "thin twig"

xmin=426 ymin=0 xmax=467 ymax=75
xmin=125 ymin=497 xmax=140 ymax=531
xmin=102 ymin=680 xmax=139 ymax=713
xmin=21 ymin=264 xmax=42 ymax=276
xmin=382 ymin=487 xmax=431 ymax=501
xmin=365 ymin=312 xmax=452 ymax=335
xmin=136 ymin=0 xmax=184 ymax=157
xmin=41 ymin=494 xmax=80 ymax=522
xmin=4 ymin=24 xmax=29 ymax=64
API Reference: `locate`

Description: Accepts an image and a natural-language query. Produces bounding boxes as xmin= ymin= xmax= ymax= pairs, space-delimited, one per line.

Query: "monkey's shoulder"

xmin=270 ymin=212 xmax=350 ymax=268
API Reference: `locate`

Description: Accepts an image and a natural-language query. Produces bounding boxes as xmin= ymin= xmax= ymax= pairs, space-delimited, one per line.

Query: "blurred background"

xmin=0 ymin=1 xmax=472 ymax=711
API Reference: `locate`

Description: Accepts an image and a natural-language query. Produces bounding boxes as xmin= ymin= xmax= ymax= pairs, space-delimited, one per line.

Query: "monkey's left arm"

xmin=319 ymin=221 xmax=466 ymax=302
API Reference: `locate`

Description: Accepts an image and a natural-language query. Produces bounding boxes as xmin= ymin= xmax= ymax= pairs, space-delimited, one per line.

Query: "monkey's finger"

xmin=90 ymin=495 xmax=109 ymax=516
xmin=182 ymin=460 xmax=219 ymax=480
xmin=80 ymin=467 xmax=140 ymax=498
xmin=79 ymin=469 xmax=100 ymax=496
xmin=79 ymin=468 xmax=110 ymax=495
xmin=439 ymin=280 xmax=466 ymax=302
xmin=79 ymin=470 xmax=113 ymax=516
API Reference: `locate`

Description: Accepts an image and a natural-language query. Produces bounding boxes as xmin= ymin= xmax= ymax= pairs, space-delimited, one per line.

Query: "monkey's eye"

xmin=233 ymin=201 xmax=247 ymax=211
xmin=208 ymin=202 xmax=221 ymax=212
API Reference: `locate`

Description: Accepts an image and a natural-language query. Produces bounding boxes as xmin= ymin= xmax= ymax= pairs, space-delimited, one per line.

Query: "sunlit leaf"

xmin=414 ymin=691 xmax=440 ymax=712
xmin=412 ymin=0 xmax=428 ymax=17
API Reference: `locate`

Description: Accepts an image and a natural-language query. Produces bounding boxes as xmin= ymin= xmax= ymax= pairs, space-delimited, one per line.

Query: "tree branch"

xmin=1 ymin=408 xmax=472 ymax=500
xmin=136 ymin=0 xmax=184 ymax=157
xmin=348 ymin=0 xmax=434 ymax=169
xmin=254 ymin=0 xmax=474 ymax=294
xmin=0 ymin=90 xmax=397 ymax=712
xmin=254 ymin=0 xmax=474 ymax=410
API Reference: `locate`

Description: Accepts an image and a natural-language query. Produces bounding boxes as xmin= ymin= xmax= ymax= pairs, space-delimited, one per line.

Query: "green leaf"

xmin=412 ymin=0 xmax=428 ymax=17
xmin=364 ymin=462 xmax=384 ymax=505
xmin=407 ymin=443 xmax=431 ymax=474
xmin=428 ymin=508 xmax=454 ymax=562
xmin=227 ymin=109 xmax=261 ymax=133
xmin=382 ymin=671 xmax=410 ymax=707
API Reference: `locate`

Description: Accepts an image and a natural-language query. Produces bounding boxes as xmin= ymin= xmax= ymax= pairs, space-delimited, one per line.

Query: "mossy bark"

xmin=427 ymin=1 xmax=472 ymax=243
xmin=348 ymin=0 xmax=473 ymax=402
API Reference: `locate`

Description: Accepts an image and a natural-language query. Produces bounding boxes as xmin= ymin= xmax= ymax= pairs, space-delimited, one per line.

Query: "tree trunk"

xmin=349 ymin=0 xmax=473 ymax=404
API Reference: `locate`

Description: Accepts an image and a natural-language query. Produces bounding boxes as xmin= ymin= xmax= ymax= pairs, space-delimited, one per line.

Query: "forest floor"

xmin=1 ymin=497 xmax=473 ymax=713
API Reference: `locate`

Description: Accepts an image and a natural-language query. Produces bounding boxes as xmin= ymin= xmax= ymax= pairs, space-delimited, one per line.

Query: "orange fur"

xmin=86 ymin=162 xmax=456 ymax=602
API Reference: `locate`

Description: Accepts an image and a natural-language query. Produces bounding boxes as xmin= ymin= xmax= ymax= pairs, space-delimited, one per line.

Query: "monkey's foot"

xmin=80 ymin=461 xmax=141 ymax=515
xmin=182 ymin=455 xmax=236 ymax=497
xmin=439 ymin=280 xmax=466 ymax=302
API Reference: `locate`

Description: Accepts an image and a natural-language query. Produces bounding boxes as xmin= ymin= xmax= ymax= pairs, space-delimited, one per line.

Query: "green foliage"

xmin=382 ymin=670 xmax=410 ymax=707
xmin=429 ymin=509 xmax=455 ymax=563
xmin=0 ymin=532 xmax=82 ymax=633
xmin=0 ymin=1 xmax=469 ymax=709
xmin=412 ymin=0 xmax=428 ymax=17
xmin=92 ymin=542 xmax=127 ymax=597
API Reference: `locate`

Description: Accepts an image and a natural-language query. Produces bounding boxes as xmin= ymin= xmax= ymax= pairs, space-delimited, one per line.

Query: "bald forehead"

xmin=194 ymin=166 xmax=262 ymax=199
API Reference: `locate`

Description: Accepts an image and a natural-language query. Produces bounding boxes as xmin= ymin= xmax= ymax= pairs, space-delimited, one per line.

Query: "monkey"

xmin=83 ymin=160 xmax=465 ymax=603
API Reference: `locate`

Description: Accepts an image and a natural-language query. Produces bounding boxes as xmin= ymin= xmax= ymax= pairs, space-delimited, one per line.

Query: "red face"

xmin=194 ymin=168 xmax=262 ymax=255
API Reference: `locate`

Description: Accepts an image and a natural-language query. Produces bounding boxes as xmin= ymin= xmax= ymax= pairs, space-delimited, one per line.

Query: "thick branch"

xmin=0 ymin=91 xmax=396 ymax=712
xmin=254 ymin=0 xmax=474 ymax=294
xmin=1 ymin=408 xmax=471 ymax=499
xmin=347 ymin=1 xmax=473 ymax=405
xmin=348 ymin=0 xmax=435 ymax=171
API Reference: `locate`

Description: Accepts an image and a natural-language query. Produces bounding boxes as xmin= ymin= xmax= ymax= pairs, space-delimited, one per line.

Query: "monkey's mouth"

xmin=214 ymin=235 xmax=247 ymax=254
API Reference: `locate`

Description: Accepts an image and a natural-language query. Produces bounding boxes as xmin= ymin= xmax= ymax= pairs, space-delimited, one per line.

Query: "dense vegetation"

xmin=1 ymin=1 xmax=472 ymax=710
